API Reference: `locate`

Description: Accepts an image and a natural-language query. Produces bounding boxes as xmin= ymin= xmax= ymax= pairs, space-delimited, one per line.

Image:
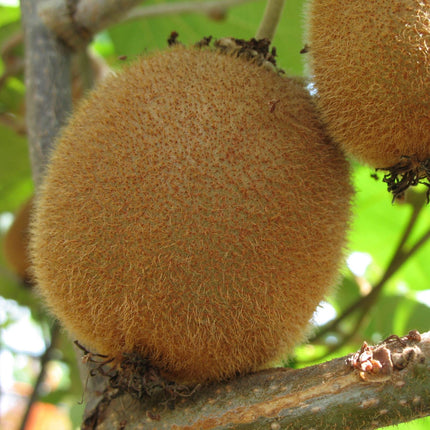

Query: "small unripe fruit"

xmin=3 ymin=196 xmax=34 ymax=283
xmin=305 ymin=0 xmax=430 ymax=197
xmin=31 ymin=45 xmax=353 ymax=383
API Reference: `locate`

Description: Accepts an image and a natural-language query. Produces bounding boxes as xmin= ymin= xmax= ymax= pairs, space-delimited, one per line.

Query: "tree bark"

xmin=80 ymin=331 xmax=430 ymax=429
xmin=20 ymin=0 xmax=72 ymax=186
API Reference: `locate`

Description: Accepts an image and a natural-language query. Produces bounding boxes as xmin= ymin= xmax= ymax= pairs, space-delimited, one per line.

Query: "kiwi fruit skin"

xmin=31 ymin=46 xmax=353 ymax=383
xmin=305 ymin=0 xmax=430 ymax=168
xmin=3 ymin=196 xmax=34 ymax=283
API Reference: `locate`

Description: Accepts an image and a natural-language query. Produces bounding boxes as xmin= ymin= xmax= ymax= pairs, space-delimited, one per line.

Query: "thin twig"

xmin=310 ymin=193 xmax=430 ymax=344
xmin=18 ymin=321 xmax=60 ymax=430
xmin=123 ymin=0 xmax=257 ymax=22
xmin=255 ymin=0 xmax=286 ymax=41
xmin=302 ymin=216 xmax=430 ymax=364
xmin=0 ymin=113 xmax=27 ymax=135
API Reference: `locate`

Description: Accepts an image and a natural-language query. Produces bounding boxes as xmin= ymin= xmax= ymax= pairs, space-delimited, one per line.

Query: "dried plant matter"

xmin=31 ymin=45 xmax=353 ymax=383
xmin=305 ymin=0 xmax=430 ymax=199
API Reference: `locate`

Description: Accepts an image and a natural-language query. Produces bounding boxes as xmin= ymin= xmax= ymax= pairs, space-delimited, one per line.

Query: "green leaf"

xmin=0 ymin=6 xmax=20 ymax=27
xmin=349 ymin=165 xmax=430 ymax=291
xmin=329 ymin=274 xmax=362 ymax=313
xmin=387 ymin=416 xmax=430 ymax=430
xmin=0 ymin=125 xmax=32 ymax=209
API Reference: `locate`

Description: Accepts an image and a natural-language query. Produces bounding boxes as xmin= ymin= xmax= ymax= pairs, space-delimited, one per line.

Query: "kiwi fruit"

xmin=305 ymin=0 xmax=430 ymax=199
xmin=31 ymin=44 xmax=353 ymax=383
xmin=3 ymin=196 xmax=34 ymax=284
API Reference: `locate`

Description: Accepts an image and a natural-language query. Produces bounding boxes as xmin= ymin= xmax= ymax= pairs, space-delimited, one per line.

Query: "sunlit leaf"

xmin=349 ymin=165 xmax=430 ymax=291
xmin=0 ymin=6 xmax=20 ymax=27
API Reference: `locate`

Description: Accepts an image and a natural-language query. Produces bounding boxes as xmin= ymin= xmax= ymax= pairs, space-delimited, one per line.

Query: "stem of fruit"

xmin=255 ymin=0 xmax=286 ymax=41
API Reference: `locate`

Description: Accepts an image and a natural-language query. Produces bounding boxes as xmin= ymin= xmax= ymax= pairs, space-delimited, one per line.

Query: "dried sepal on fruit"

xmin=31 ymin=43 xmax=353 ymax=384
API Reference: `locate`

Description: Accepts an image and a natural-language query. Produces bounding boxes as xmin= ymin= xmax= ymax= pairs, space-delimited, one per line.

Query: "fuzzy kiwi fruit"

xmin=31 ymin=44 xmax=353 ymax=383
xmin=3 ymin=196 xmax=34 ymax=284
xmin=305 ymin=0 xmax=430 ymax=199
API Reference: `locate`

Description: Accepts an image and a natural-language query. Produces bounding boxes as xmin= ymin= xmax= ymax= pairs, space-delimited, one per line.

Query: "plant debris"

xmin=195 ymin=35 xmax=213 ymax=48
xmin=166 ymin=32 xmax=283 ymax=73
xmin=167 ymin=31 xmax=180 ymax=46
xmin=376 ymin=155 xmax=430 ymax=202
xmin=75 ymin=340 xmax=200 ymax=425
xmin=347 ymin=330 xmax=423 ymax=381
xmin=300 ymin=44 xmax=310 ymax=54
xmin=214 ymin=37 xmax=281 ymax=71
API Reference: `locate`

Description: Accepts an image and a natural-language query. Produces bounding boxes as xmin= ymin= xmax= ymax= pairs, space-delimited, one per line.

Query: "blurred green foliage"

xmin=0 ymin=1 xmax=428 ymax=429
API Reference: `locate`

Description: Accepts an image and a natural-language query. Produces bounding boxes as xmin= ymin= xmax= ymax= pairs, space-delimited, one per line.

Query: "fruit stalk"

xmin=255 ymin=0 xmax=286 ymax=41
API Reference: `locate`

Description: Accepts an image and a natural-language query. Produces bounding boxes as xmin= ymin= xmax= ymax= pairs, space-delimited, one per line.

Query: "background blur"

xmin=0 ymin=0 xmax=429 ymax=428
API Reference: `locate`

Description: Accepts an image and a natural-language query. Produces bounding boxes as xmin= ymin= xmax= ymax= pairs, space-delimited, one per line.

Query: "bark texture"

xmin=80 ymin=331 xmax=430 ymax=429
xmin=20 ymin=0 xmax=72 ymax=186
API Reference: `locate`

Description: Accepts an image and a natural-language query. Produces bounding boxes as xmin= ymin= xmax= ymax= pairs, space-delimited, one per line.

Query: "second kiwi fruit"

xmin=305 ymin=0 xmax=430 ymax=199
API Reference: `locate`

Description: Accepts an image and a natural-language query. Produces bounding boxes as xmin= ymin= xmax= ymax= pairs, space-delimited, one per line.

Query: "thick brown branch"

xmin=82 ymin=331 xmax=430 ymax=429
xmin=20 ymin=0 xmax=73 ymax=186
xmin=18 ymin=322 xmax=61 ymax=430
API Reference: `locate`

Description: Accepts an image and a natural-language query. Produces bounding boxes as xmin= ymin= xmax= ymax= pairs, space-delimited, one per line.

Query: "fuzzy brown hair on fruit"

xmin=31 ymin=44 xmax=353 ymax=384
xmin=3 ymin=196 xmax=34 ymax=284
xmin=305 ymin=0 xmax=430 ymax=200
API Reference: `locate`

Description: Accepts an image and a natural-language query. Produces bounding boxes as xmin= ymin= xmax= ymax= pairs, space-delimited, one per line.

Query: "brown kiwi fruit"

xmin=305 ymin=0 xmax=430 ymax=199
xmin=31 ymin=44 xmax=353 ymax=383
xmin=3 ymin=196 xmax=34 ymax=284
